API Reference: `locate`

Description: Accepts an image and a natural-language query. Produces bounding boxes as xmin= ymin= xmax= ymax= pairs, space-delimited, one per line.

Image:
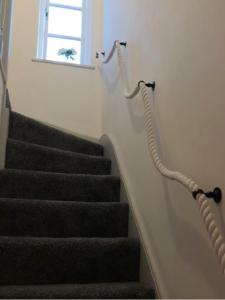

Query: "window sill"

xmin=32 ymin=59 xmax=95 ymax=70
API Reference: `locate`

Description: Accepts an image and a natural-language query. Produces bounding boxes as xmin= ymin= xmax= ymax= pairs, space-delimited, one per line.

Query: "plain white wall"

xmin=102 ymin=0 xmax=225 ymax=298
xmin=8 ymin=0 xmax=103 ymax=139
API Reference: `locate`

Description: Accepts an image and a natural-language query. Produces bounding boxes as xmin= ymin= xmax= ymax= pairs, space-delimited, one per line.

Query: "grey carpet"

xmin=6 ymin=138 xmax=111 ymax=175
xmin=0 ymin=282 xmax=155 ymax=299
xmin=0 ymin=199 xmax=129 ymax=237
xmin=9 ymin=111 xmax=104 ymax=156
xmin=0 ymin=237 xmax=139 ymax=285
xmin=0 ymin=111 xmax=154 ymax=299
xmin=0 ymin=170 xmax=120 ymax=202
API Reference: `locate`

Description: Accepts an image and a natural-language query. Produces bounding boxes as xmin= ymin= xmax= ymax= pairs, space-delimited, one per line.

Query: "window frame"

xmin=37 ymin=0 xmax=92 ymax=65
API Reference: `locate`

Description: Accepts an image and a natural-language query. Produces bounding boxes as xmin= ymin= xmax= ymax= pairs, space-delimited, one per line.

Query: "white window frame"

xmin=37 ymin=0 xmax=92 ymax=65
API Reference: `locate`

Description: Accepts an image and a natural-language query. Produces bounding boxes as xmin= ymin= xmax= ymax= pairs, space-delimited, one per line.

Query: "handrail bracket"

xmin=138 ymin=80 xmax=156 ymax=91
xmin=193 ymin=187 xmax=222 ymax=203
xmin=120 ymin=42 xmax=127 ymax=48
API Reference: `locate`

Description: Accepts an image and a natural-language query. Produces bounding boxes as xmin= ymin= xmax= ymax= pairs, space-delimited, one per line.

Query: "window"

xmin=37 ymin=0 xmax=92 ymax=65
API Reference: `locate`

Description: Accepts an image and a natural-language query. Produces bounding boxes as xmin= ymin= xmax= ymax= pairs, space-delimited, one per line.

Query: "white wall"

xmin=8 ymin=0 xmax=103 ymax=139
xmin=2 ymin=0 xmax=13 ymax=78
xmin=102 ymin=0 xmax=225 ymax=298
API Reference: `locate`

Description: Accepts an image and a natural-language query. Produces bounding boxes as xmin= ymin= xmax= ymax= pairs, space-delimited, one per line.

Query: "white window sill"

xmin=32 ymin=59 xmax=95 ymax=70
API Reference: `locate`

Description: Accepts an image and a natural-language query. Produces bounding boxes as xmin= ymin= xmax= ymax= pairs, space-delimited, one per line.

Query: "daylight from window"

xmin=39 ymin=0 xmax=86 ymax=65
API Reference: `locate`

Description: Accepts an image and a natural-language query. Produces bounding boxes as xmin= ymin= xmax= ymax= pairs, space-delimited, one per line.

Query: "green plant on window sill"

xmin=57 ymin=48 xmax=77 ymax=61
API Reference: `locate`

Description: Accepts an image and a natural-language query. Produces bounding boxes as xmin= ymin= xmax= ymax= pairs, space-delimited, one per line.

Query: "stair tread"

xmin=9 ymin=111 xmax=104 ymax=156
xmin=0 ymin=198 xmax=128 ymax=237
xmin=0 ymin=282 xmax=154 ymax=299
xmin=0 ymin=237 xmax=140 ymax=285
xmin=0 ymin=169 xmax=120 ymax=202
xmin=7 ymin=138 xmax=109 ymax=160
xmin=6 ymin=138 xmax=111 ymax=175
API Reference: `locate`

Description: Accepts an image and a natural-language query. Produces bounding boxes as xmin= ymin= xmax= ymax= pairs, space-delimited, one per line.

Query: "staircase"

xmin=0 ymin=111 xmax=155 ymax=299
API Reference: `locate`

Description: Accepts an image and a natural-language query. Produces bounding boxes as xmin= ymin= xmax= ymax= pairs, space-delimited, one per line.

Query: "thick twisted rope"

xmin=140 ymin=83 xmax=225 ymax=274
xmin=102 ymin=40 xmax=225 ymax=274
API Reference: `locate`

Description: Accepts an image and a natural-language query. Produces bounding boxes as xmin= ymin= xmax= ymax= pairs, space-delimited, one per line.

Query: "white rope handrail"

xmin=101 ymin=40 xmax=225 ymax=274
xmin=103 ymin=41 xmax=144 ymax=99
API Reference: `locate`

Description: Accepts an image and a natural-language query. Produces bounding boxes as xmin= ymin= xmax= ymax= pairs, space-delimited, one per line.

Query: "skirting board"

xmin=0 ymin=89 xmax=10 ymax=169
xmin=100 ymin=134 xmax=160 ymax=298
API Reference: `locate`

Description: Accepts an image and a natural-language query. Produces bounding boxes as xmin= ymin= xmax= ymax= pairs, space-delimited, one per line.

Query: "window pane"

xmin=49 ymin=0 xmax=82 ymax=8
xmin=46 ymin=37 xmax=81 ymax=64
xmin=48 ymin=6 xmax=82 ymax=38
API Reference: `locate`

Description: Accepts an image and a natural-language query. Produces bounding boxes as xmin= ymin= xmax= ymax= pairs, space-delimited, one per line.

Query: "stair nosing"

xmin=2 ymin=168 xmax=119 ymax=179
xmin=7 ymin=138 xmax=110 ymax=161
xmin=0 ymin=236 xmax=138 ymax=243
xmin=0 ymin=198 xmax=127 ymax=205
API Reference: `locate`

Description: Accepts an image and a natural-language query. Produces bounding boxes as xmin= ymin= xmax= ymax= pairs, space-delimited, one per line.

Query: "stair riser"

xmin=0 ymin=171 xmax=120 ymax=202
xmin=9 ymin=112 xmax=104 ymax=156
xmin=6 ymin=140 xmax=111 ymax=175
xmin=0 ymin=238 xmax=140 ymax=285
xmin=0 ymin=199 xmax=128 ymax=237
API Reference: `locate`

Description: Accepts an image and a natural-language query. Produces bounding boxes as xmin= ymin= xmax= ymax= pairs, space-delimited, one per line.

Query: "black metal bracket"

xmin=120 ymin=42 xmax=127 ymax=48
xmin=96 ymin=51 xmax=105 ymax=59
xmin=138 ymin=80 xmax=156 ymax=91
xmin=192 ymin=187 xmax=222 ymax=204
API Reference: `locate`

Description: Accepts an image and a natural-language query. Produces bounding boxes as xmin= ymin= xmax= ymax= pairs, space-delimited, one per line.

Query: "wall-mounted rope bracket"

xmin=138 ymin=80 xmax=156 ymax=91
xmin=192 ymin=187 xmax=222 ymax=204
xmin=96 ymin=51 xmax=105 ymax=59
xmin=120 ymin=42 xmax=127 ymax=48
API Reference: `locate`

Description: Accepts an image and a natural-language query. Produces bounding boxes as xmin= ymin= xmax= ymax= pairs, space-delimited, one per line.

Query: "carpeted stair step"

xmin=9 ymin=111 xmax=104 ymax=156
xmin=0 ymin=237 xmax=140 ymax=285
xmin=0 ymin=282 xmax=155 ymax=299
xmin=2 ymin=109 xmax=155 ymax=298
xmin=6 ymin=139 xmax=111 ymax=175
xmin=0 ymin=170 xmax=120 ymax=202
xmin=0 ymin=199 xmax=128 ymax=237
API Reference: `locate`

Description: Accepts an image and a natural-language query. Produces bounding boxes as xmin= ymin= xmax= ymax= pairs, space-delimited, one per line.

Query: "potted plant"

xmin=57 ymin=48 xmax=77 ymax=61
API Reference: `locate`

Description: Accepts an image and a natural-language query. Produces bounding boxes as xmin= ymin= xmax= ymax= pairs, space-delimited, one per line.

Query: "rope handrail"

xmin=99 ymin=40 xmax=225 ymax=275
